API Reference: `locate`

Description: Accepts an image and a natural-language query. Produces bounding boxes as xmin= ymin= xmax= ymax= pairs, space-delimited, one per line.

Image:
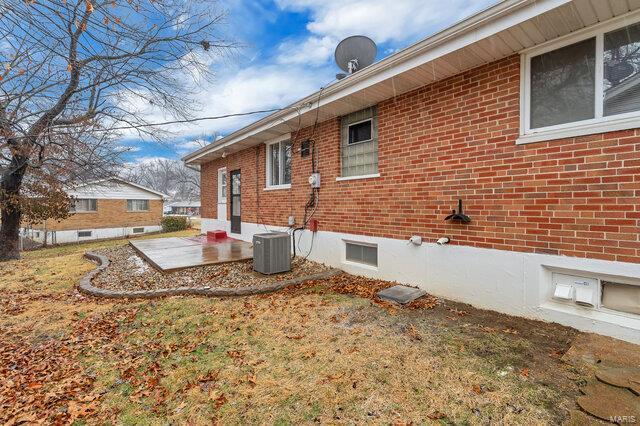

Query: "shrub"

xmin=162 ymin=216 xmax=189 ymax=232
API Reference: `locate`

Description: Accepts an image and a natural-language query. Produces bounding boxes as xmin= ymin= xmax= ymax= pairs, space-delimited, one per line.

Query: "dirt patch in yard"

xmin=91 ymin=245 xmax=329 ymax=292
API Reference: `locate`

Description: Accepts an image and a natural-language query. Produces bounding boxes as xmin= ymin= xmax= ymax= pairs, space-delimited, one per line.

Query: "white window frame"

xmin=218 ymin=167 xmax=227 ymax=203
xmin=70 ymin=198 xmax=97 ymax=213
xmin=343 ymin=240 xmax=379 ymax=270
xmin=339 ymin=106 xmax=379 ymax=180
xmin=347 ymin=117 xmax=374 ymax=145
xmin=518 ymin=11 xmax=640 ymax=145
xmin=127 ymin=199 xmax=150 ymax=212
xmin=264 ymin=134 xmax=292 ymax=190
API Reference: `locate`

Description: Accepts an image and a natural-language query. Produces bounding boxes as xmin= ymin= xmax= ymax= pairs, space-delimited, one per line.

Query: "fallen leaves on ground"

xmin=293 ymin=273 xmax=438 ymax=310
xmin=427 ymin=411 xmax=446 ymax=420
xmin=0 ymin=308 xmax=137 ymax=424
xmin=0 ymin=234 xmax=588 ymax=424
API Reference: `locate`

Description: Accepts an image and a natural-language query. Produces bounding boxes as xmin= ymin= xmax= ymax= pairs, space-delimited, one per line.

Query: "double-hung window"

xmin=520 ymin=18 xmax=640 ymax=143
xmin=127 ymin=199 xmax=149 ymax=212
xmin=340 ymin=106 xmax=378 ymax=177
xmin=266 ymin=138 xmax=292 ymax=188
xmin=70 ymin=198 xmax=97 ymax=213
xmin=218 ymin=168 xmax=227 ymax=203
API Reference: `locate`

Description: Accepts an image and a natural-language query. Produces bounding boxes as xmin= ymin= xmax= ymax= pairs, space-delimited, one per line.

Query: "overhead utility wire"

xmin=65 ymin=107 xmax=289 ymax=133
xmin=0 ymin=106 xmax=294 ymax=177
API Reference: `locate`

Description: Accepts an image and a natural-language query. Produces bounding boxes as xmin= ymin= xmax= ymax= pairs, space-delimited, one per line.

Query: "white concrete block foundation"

xmin=202 ymin=218 xmax=640 ymax=344
xmin=22 ymin=225 xmax=162 ymax=245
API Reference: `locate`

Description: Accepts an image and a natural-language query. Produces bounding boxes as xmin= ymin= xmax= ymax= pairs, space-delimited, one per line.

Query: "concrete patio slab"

xmin=130 ymin=235 xmax=253 ymax=272
xmin=377 ymin=285 xmax=427 ymax=304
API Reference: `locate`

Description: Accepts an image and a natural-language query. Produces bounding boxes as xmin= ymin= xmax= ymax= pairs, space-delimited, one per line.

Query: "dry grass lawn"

xmin=1 ymin=232 xmax=594 ymax=424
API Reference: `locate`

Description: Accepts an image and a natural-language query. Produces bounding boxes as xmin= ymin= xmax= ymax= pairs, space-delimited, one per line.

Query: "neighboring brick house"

xmin=184 ymin=0 xmax=640 ymax=343
xmin=24 ymin=178 xmax=166 ymax=244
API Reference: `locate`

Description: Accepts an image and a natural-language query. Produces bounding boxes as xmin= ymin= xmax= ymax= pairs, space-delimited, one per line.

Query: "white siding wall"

xmin=68 ymin=181 xmax=164 ymax=200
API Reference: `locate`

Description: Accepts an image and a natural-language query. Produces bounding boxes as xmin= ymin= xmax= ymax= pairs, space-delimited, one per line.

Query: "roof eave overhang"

xmin=183 ymin=0 xmax=571 ymax=165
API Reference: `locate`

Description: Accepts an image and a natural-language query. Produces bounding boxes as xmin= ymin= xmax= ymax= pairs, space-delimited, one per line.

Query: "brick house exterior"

xmin=37 ymin=200 xmax=164 ymax=231
xmin=186 ymin=1 xmax=640 ymax=343
xmin=25 ymin=179 xmax=166 ymax=244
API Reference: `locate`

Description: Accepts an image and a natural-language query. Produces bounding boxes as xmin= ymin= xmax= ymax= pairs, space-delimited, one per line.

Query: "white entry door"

xmin=217 ymin=167 xmax=227 ymax=221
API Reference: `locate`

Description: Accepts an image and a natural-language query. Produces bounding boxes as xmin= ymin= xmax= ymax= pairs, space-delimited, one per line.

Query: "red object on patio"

xmin=207 ymin=230 xmax=228 ymax=240
xmin=308 ymin=219 xmax=319 ymax=232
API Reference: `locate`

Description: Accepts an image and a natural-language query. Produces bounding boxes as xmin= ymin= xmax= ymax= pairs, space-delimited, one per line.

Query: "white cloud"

xmin=123 ymin=155 xmax=173 ymax=169
xmin=275 ymin=0 xmax=494 ymax=44
xmin=120 ymin=0 xmax=495 ymax=160
xmin=116 ymin=145 xmax=141 ymax=153
xmin=174 ymin=138 xmax=207 ymax=154
xmin=125 ymin=63 xmax=327 ymax=138
xmin=277 ymin=36 xmax=337 ymax=66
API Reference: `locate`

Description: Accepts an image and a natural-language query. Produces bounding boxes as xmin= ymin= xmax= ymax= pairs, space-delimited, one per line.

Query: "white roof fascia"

xmin=69 ymin=178 xmax=169 ymax=199
xmin=183 ymin=0 xmax=571 ymax=165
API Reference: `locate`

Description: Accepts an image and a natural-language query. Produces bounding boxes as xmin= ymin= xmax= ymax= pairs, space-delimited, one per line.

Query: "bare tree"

xmin=0 ymin=0 xmax=233 ymax=260
xmin=124 ymin=158 xmax=200 ymax=200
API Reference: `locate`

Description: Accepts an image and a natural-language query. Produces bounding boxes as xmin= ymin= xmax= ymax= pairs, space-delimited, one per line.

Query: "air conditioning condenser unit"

xmin=253 ymin=232 xmax=291 ymax=274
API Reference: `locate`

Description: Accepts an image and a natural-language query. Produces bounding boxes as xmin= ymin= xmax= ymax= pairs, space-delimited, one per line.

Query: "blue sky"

xmin=122 ymin=0 xmax=496 ymax=165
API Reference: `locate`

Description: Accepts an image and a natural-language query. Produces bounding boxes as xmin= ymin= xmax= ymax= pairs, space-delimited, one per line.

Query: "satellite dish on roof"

xmin=334 ymin=35 xmax=377 ymax=76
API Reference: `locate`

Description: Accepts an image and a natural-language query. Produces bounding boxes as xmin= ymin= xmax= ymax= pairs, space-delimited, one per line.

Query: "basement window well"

xmin=551 ymin=272 xmax=640 ymax=316
xmin=345 ymin=241 xmax=378 ymax=267
xmin=602 ymin=281 xmax=640 ymax=316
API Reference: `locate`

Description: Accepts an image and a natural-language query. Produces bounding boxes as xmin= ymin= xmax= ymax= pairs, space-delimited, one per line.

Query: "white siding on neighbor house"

xmin=68 ymin=181 xmax=164 ymax=200
xmin=201 ymin=218 xmax=640 ymax=345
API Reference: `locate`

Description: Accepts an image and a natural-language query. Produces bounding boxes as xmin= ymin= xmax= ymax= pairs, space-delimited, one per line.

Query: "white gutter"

xmin=183 ymin=0 xmax=570 ymax=165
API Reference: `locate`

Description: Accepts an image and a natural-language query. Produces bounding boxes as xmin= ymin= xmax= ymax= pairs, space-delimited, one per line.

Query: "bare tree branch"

xmin=0 ymin=0 xmax=234 ymax=260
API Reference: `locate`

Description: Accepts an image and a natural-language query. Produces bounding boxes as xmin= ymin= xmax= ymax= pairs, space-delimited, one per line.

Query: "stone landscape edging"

xmin=79 ymin=251 xmax=342 ymax=299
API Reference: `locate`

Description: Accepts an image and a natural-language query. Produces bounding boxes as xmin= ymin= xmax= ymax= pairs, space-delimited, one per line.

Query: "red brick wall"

xmin=32 ymin=199 xmax=163 ymax=231
xmin=201 ymin=55 xmax=640 ymax=263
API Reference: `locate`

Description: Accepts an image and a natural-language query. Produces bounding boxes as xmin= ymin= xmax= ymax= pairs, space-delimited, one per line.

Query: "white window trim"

xmin=263 ymin=184 xmax=291 ymax=191
xmin=71 ymin=198 xmax=98 ymax=213
xmin=336 ymin=173 xmax=380 ymax=182
xmin=342 ymin=239 xmax=379 ymax=270
xmin=347 ymin=117 xmax=374 ymax=145
xmin=518 ymin=10 xmax=640 ymax=145
xmin=265 ymin=134 xmax=292 ymax=189
xmin=340 ymin=106 xmax=379 ymax=179
xmin=127 ymin=199 xmax=150 ymax=212
xmin=218 ymin=167 xmax=227 ymax=203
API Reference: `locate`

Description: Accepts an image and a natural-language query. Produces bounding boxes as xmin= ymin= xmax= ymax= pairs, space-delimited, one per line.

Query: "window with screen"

xmin=341 ymin=106 xmax=378 ymax=177
xmin=345 ymin=242 xmax=378 ymax=267
xmin=522 ymin=18 xmax=640 ymax=141
xmin=78 ymin=231 xmax=92 ymax=238
xmin=70 ymin=199 xmax=97 ymax=212
xmin=604 ymin=22 xmax=640 ymax=116
xmin=266 ymin=139 xmax=292 ymax=187
xmin=127 ymin=199 xmax=149 ymax=212
xmin=530 ymin=38 xmax=596 ymax=129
